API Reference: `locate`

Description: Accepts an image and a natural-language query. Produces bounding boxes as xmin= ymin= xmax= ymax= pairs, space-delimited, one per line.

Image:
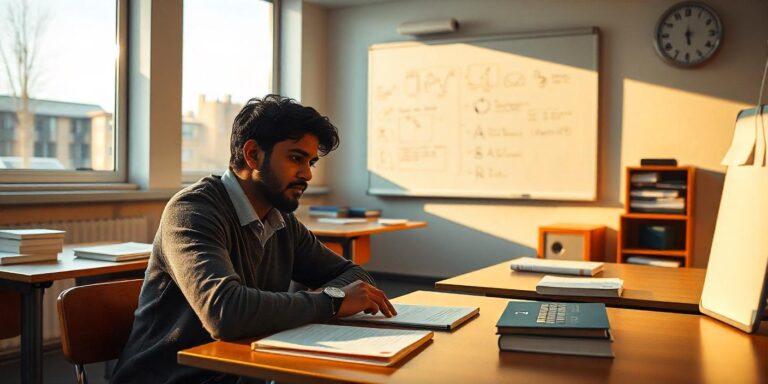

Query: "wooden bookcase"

xmin=618 ymin=166 xmax=695 ymax=267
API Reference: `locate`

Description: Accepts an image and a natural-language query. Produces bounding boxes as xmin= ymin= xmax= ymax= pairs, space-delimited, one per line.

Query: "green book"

xmin=496 ymin=301 xmax=610 ymax=338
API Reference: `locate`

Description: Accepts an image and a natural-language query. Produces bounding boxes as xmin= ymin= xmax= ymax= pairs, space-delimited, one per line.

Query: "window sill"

xmin=0 ymin=185 xmax=180 ymax=205
xmin=0 ymin=184 xmax=330 ymax=205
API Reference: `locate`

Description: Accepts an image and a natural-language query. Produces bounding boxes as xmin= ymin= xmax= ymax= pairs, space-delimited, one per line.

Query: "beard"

xmin=254 ymin=156 xmax=308 ymax=213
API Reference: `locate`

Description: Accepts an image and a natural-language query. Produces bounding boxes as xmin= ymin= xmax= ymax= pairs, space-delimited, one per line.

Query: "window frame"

xmin=0 ymin=0 xmax=128 ymax=184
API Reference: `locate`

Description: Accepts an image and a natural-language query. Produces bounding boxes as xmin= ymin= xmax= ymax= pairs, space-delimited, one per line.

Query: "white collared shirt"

xmin=221 ymin=169 xmax=286 ymax=246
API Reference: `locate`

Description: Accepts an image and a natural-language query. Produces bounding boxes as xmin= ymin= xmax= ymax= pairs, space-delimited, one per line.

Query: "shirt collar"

xmin=221 ymin=169 xmax=287 ymax=232
xmin=221 ymin=169 xmax=262 ymax=227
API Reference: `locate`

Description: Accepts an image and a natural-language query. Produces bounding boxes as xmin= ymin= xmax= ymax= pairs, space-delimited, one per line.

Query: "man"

xmin=112 ymin=95 xmax=396 ymax=384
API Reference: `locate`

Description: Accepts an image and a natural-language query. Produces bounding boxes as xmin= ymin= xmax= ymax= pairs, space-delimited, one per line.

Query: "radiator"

xmin=0 ymin=216 xmax=151 ymax=355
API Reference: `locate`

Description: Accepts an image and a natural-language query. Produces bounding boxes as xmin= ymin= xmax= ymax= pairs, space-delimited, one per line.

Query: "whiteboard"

xmin=367 ymin=29 xmax=599 ymax=200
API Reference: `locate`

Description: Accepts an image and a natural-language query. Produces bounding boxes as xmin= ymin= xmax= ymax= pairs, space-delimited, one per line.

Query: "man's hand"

xmin=336 ymin=280 xmax=397 ymax=318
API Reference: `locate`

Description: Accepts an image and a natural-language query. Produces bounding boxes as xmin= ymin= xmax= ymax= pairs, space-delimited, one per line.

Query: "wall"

xmin=321 ymin=0 xmax=768 ymax=276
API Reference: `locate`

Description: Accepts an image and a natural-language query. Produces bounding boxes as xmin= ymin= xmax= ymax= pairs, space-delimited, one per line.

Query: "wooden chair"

xmin=0 ymin=289 xmax=21 ymax=339
xmin=57 ymin=279 xmax=143 ymax=384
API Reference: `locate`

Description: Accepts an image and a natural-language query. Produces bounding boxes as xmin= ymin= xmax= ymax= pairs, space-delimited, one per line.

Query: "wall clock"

xmin=654 ymin=2 xmax=723 ymax=67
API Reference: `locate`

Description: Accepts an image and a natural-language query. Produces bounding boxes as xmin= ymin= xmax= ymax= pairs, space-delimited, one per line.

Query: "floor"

xmin=0 ymin=274 xmax=437 ymax=384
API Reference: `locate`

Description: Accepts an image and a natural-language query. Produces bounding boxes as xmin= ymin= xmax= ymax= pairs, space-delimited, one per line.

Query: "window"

xmin=0 ymin=0 xmax=124 ymax=182
xmin=182 ymin=0 xmax=274 ymax=178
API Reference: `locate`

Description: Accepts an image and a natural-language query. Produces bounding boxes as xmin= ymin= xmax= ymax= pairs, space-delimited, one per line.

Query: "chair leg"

xmin=75 ymin=363 xmax=88 ymax=384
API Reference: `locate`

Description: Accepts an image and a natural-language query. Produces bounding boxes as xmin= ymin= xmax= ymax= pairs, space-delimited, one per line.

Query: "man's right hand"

xmin=336 ymin=280 xmax=397 ymax=318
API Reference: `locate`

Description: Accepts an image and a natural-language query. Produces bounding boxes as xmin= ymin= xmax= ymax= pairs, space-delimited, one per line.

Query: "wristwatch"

xmin=322 ymin=286 xmax=345 ymax=317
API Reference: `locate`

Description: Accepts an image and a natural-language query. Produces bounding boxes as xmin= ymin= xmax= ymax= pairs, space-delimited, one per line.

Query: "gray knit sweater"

xmin=111 ymin=176 xmax=373 ymax=384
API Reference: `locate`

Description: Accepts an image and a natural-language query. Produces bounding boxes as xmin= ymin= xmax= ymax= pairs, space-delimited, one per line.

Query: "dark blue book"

xmin=308 ymin=206 xmax=349 ymax=217
xmin=496 ymin=301 xmax=610 ymax=338
xmin=348 ymin=207 xmax=382 ymax=218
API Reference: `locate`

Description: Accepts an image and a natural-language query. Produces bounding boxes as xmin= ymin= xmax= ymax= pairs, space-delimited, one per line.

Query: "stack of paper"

xmin=510 ymin=257 xmax=604 ymax=276
xmin=341 ymin=303 xmax=479 ymax=330
xmin=74 ymin=242 xmax=153 ymax=262
xmin=0 ymin=229 xmax=65 ymax=265
xmin=535 ymin=275 xmax=624 ymax=298
xmin=626 ymin=256 xmax=681 ymax=268
xmin=252 ymin=323 xmax=433 ymax=366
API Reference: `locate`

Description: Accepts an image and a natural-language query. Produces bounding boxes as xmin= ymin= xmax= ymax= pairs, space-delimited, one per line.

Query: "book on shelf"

xmin=629 ymin=197 xmax=685 ymax=213
xmin=630 ymin=172 xmax=659 ymax=183
xmin=251 ymin=323 xmax=433 ymax=366
xmin=629 ymin=189 xmax=679 ymax=198
xmin=0 ymin=229 xmax=65 ymax=240
xmin=308 ymin=206 xmax=349 ymax=217
xmin=496 ymin=301 xmax=613 ymax=358
xmin=0 ymin=251 xmax=58 ymax=265
xmin=625 ymin=256 xmax=681 ymax=268
xmin=340 ymin=303 xmax=479 ymax=330
xmin=316 ymin=217 xmax=368 ymax=225
xmin=73 ymin=242 xmax=153 ymax=262
xmin=655 ymin=180 xmax=687 ymax=190
xmin=509 ymin=257 xmax=604 ymax=276
xmin=348 ymin=207 xmax=382 ymax=218
xmin=535 ymin=276 xmax=624 ymax=298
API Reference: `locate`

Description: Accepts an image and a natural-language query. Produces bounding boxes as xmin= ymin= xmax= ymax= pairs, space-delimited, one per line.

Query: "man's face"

xmin=254 ymin=134 xmax=319 ymax=213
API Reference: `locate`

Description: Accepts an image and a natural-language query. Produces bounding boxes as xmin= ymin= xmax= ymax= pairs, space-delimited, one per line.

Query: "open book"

xmin=536 ymin=275 xmax=624 ymax=298
xmin=251 ymin=323 xmax=433 ymax=366
xmin=341 ymin=303 xmax=479 ymax=330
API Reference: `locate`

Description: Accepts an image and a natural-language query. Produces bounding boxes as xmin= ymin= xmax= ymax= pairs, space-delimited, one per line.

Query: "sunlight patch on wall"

xmin=621 ymin=78 xmax=750 ymax=171
xmin=423 ymin=203 xmax=621 ymax=248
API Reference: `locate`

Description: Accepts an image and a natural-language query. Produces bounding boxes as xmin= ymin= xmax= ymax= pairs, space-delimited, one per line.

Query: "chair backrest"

xmin=57 ymin=279 xmax=143 ymax=365
xmin=0 ymin=289 xmax=21 ymax=339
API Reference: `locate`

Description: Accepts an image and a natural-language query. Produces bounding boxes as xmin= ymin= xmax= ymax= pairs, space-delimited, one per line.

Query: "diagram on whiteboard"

xmin=367 ymin=31 xmax=599 ymax=200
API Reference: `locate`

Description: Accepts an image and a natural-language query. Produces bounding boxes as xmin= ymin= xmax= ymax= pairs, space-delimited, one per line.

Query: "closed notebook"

xmin=251 ymin=323 xmax=433 ymax=366
xmin=509 ymin=257 xmax=604 ymax=276
xmin=341 ymin=303 xmax=479 ymax=330
xmin=498 ymin=332 xmax=614 ymax=358
xmin=0 ymin=229 xmax=65 ymax=240
xmin=496 ymin=301 xmax=610 ymax=338
xmin=0 ymin=251 xmax=58 ymax=265
xmin=536 ymin=276 xmax=624 ymax=298
xmin=74 ymin=242 xmax=153 ymax=262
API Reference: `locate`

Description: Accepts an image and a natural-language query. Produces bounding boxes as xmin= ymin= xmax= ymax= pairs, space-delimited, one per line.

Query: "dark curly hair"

xmin=229 ymin=94 xmax=340 ymax=170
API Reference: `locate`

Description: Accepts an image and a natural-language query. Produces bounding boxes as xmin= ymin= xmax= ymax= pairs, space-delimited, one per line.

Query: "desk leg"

xmin=20 ymin=282 xmax=52 ymax=384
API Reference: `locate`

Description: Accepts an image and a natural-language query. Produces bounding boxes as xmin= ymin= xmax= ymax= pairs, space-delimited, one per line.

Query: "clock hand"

xmin=685 ymin=28 xmax=692 ymax=46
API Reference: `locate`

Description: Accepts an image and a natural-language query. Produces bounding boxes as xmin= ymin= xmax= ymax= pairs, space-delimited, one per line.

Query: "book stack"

xmin=309 ymin=206 xmax=382 ymax=218
xmin=629 ymin=172 xmax=686 ymax=214
xmin=496 ymin=301 xmax=614 ymax=358
xmin=73 ymin=242 xmax=153 ymax=262
xmin=0 ymin=229 xmax=65 ymax=265
xmin=625 ymin=255 xmax=681 ymax=268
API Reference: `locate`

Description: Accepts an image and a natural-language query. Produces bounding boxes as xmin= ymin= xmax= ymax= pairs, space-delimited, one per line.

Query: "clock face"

xmin=654 ymin=2 xmax=722 ymax=67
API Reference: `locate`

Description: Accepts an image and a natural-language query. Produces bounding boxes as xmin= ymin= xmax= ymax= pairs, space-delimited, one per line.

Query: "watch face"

xmin=324 ymin=286 xmax=345 ymax=299
xmin=654 ymin=2 xmax=722 ymax=67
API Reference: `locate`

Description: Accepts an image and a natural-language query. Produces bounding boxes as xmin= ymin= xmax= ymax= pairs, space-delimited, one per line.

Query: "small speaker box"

xmin=538 ymin=224 xmax=606 ymax=261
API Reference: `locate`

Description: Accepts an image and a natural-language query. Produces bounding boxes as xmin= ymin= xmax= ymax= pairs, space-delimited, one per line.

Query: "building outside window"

xmin=0 ymin=0 xmax=121 ymax=178
xmin=182 ymin=0 xmax=274 ymax=178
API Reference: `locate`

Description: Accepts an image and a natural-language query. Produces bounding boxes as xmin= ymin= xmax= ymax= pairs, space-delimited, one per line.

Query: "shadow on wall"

xmin=693 ymin=168 xmax=726 ymax=268
xmin=369 ymin=207 xmax=537 ymax=278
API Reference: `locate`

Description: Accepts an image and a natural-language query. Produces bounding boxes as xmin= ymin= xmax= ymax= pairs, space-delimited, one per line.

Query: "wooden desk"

xmin=0 ymin=244 xmax=148 ymax=384
xmin=177 ymin=291 xmax=768 ymax=383
xmin=436 ymin=260 xmax=706 ymax=313
xmin=301 ymin=218 xmax=427 ymax=264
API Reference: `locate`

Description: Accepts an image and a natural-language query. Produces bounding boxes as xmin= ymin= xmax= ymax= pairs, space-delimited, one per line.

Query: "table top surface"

xmin=177 ymin=290 xmax=768 ymax=384
xmin=436 ymin=260 xmax=706 ymax=313
xmin=0 ymin=243 xmax=148 ymax=284
xmin=299 ymin=217 xmax=427 ymax=238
